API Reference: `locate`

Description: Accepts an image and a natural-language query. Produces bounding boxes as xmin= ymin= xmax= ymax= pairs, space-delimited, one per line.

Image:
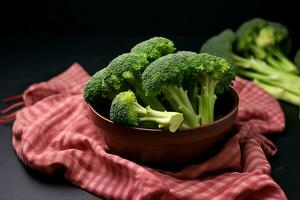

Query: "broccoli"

xmin=201 ymin=28 xmax=300 ymax=107
xmin=104 ymin=52 xmax=166 ymax=111
xmin=142 ymin=51 xmax=201 ymax=128
xmin=295 ymin=49 xmax=300 ymax=68
xmin=236 ymin=18 xmax=298 ymax=74
xmin=253 ymin=79 xmax=300 ymax=106
xmin=131 ymin=37 xmax=176 ymax=62
xmin=110 ymin=91 xmax=184 ymax=132
xmin=188 ymin=53 xmax=235 ymax=125
xmin=84 ymin=68 xmax=120 ymax=106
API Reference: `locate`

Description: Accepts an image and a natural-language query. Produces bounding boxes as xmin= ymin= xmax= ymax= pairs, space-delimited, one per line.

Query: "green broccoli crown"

xmin=84 ymin=68 xmax=114 ymax=105
xmin=142 ymin=51 xmax=198 ymax=96
xmin=256 ymin=22 xmax=289 ymax=49
xmin=200 ymin=29 xmax=236 ymax=67
xmin=131 ymin=37 xmax=176 ymax=62
xmin=236 ymin=18 xmax=290 ymax=55
xmin=110 ymin=90 xmax=140 ymax=126
xmin=104 ymin=52 xmax=149 ymax=90
xmin=235 ymin=18 xmax=267 ymax=53
xmin=193 ymin=53 xmax=235 ymax=93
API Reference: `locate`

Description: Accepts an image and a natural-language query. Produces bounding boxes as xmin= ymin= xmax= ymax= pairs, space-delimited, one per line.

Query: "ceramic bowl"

xmin=89 ymin=88 xmax=239 ymax=166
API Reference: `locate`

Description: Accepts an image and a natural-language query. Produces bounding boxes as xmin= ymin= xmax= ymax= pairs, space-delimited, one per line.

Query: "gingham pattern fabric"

xmin=11 ymin=63 xmax=287 ymax=200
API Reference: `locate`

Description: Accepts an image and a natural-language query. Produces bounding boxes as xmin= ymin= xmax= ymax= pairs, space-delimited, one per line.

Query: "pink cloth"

xmin=11 ymin=63 xmax=286 ymax=199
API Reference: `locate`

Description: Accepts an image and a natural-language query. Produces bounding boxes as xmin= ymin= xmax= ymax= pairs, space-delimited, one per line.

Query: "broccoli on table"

xmin=201 ymin=28 xmax=300 ymax=107
xmin=142 ymin=51 xmax=201 ymax=128
xmin=131 ymin=37 xmax=176 ymax=62
xmin=236 ymin=18 xmax=298 ymax=74
xmin=110 ymin=91 xmax=184 ymax=132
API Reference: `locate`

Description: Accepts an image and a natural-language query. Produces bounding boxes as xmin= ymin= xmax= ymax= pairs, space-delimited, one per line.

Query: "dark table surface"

xmin=1 ymin=34 xmax=300 ymax=200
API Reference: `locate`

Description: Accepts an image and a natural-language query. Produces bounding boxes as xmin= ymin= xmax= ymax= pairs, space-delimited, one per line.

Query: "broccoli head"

xmin=142 ymin=51 xmax=200 ymax=128
xmin=131 ymin=37 xmax=176 ymax=62
xmin=235 ymin=18 xmax=267 ymax=58
xmin=104 ymin=52 xmax=165 ymax=111
xmin=105 ymin=52 xmax=149 ymax=90
xmin=189 ymin=53 xmax=235 ymax=125
xmin=84 ymin=68 xmax=120 ymax=106
xmin=110 ymin=91 xmax=184 ymax=132
xmin=236 ymin=18 xmax=297 ymax=74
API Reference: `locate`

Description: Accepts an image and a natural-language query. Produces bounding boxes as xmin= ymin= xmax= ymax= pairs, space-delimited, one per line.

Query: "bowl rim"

xmin=89 ymin=87 xmax=239 ymax=133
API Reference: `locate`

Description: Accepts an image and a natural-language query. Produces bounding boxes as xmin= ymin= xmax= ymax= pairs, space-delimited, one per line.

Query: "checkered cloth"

xmin=8 ymin=63 xmax=286 ymax=199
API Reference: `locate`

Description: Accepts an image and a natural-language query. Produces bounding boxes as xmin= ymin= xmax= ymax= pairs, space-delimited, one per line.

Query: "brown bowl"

xmin=89 ymin=87 xmax=239 ymax=166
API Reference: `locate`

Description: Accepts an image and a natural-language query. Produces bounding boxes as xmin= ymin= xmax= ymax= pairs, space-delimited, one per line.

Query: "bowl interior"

xmin=90 ymin=88 xmax=239 ymax=167
xmin=92 ymin=89 xmax=237 ymax=126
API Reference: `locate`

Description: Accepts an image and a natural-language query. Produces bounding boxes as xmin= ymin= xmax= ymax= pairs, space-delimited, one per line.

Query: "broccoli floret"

xmin=84 ymin=68 xmax=120 ymax=106
xmin=188 ymin=53 xmax=235 ymax=125
xmin=201 ymin=28 xmax=300 ymax=108
xmin=201 ymin=29 xmax=297 ymax=83
xmin=235 ymin=18 xmax=267 ymax=58
xmin=104 ymin=52 xmax=165 ymax=111
xmin=131 ymin=37 xmax=176 ymax=62
xmin=142 ymin=51 xmax=201 ymax=128
xmin=236 ymin=18 xmax=297 ymax=74
xmin=110 ymin=91 xmax=184 ymax=132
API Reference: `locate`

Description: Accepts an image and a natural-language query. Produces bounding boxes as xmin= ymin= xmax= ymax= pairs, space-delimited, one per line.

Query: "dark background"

xmin=1 ymin=1 xmax=300 ymax=41
xmin=1 ymin=0 xmax=300 ymax=199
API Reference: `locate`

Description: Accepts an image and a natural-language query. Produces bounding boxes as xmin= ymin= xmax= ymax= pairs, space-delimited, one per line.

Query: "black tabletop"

xmin=1 ymin=35 xmax=300 ymax=200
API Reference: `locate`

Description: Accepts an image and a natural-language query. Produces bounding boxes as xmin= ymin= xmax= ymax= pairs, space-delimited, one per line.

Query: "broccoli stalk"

xmin=237 ymin=69 xmax=300 ymax=95
xmin=189 ymin=53 xmax=235 ymax=125
xmin=269 ymin=49 xmax=298 ymax=74
xmin=232 ymin=54 xmax=300 ymax=85
xmin=198 ymin=75 xmax=218 ymax=124
xmin=253 ymin=79 xmax=300 ymax=106
xmin=142 ymin=51 xmax=201 ymax=128
xmin=162 ymin=85 xmax=200 ymax=128
xmin=110 ymin=91 xmax=184 ymax=132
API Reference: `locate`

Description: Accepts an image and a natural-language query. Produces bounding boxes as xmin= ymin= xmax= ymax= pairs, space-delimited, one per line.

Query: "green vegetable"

xmin=294 ymin=49 xmax=300 ymax=68
xmin=189 ymin=53 xmax=235 ymax=125
xmin=142 ymin=51 xmax=200 ymax=128
xmin=131 ymin=37 xmax=176 ymax=62
xmin=110 ymin=91 xmax=184 ymax=132
xmin=236 ymin=18 xmax=297 ymax=74
xmin=201 ymin=27 xmax=300 ymax=108
xmin=104 ymin=52 xmax=165 ymax=111
xmin=253 ymin=79 xmax=300 ymax=106
xmin=84 ymin=36 xmax=236 ymax=132
xmin=84 ymin=68 xmax=119 ymax=106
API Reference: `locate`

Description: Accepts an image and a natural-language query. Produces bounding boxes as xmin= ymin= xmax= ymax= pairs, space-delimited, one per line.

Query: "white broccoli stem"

xmin=139 ymin=106 xmax=183 ymax=132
